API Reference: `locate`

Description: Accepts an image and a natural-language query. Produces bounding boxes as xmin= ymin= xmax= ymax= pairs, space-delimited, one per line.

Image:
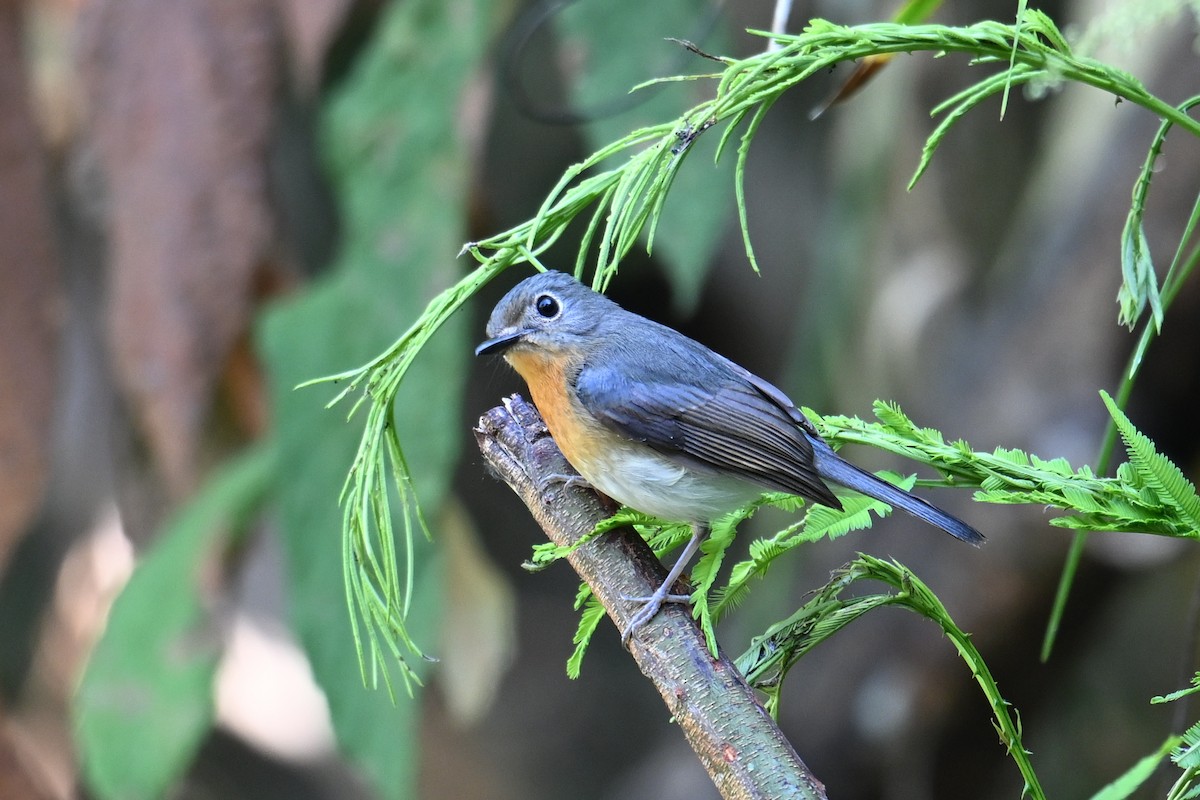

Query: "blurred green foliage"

xmin=75 ymin=445 xmax=273 ymax=800
xmin=258 ymin=0 xmax=491 ymax=794
xmin=76 ymin=0 xmax=493 ymax=796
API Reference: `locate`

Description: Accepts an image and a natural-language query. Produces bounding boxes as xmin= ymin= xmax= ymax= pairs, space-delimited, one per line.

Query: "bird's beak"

xmin=474 ymin=329 xmax=526 ymax=356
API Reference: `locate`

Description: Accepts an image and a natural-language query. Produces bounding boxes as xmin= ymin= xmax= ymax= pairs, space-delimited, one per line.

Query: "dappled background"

xmin=1 ymin=0 xmax=1199 ymax=798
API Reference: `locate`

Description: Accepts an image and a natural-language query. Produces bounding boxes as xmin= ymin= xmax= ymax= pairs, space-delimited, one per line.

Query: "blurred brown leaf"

xmin=78 ymin=0 xmax=280 ymax=496
xmin=0 ymin=714 xmax=51 ymax=800
xmin=0 ymin=1 xmax=62 ymax=572
xmin=273 ymin=0 xmax=354 ymax=94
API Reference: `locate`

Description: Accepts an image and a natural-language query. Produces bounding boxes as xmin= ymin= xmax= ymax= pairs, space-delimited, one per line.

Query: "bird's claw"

xmin=538 ymin=473 xmax=592 ymax=497
xmin=620 ymin=587 xmax=693 ymax=646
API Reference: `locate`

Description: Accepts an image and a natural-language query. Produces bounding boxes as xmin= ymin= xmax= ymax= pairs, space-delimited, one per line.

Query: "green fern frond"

xmin=1174 ymin=720 xmax=1200 ymax=769
xmin=527 ymin=507 xmax=658 ymax=568
xmin=566 ymin=590 xmax=605 ymax=679
xmin=710 ymin=579 xmax=754 ymax=616
xmin=871 ymin=399 xmax=914 ymax=433
xmin=1153 ymin=672 xmax=1200 ymax=705
xmin=709 ymin=474 xmax=911 ymax=621
xmin=816 ymin=398 xmax=1200 ymax=537
xmin=805 ymin=482 xmax=909 ymax=541
xmin=714 ymin=536 xmax=793 ymax=619
xmin=692 ymin=519 xmax=740 ymax=655
xmin=1102 ymin=391 xmax=1200 ymax=532
xmin=1023 ymin=8 xmax=1072 ymax=54
xmin=761 ymin=492 xmax=808 ymax=513
xmin=644 ymin=521 xmax=694 ymax=552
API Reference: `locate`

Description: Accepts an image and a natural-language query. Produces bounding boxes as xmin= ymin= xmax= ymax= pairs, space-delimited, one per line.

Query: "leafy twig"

xmin=734 ymin=555 xmax=1045 ymax=800
xmin=1043 ymin=96 xmax=1200 ymax=659
xmin=813 ymin=398 xmax=1200 ymax=537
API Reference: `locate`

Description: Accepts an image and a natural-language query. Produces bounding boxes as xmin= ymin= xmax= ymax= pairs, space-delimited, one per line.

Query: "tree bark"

xmin=473 ymin=394 xmax=827 ymax=800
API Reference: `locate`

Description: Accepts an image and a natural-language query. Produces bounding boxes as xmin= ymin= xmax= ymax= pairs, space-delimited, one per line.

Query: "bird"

xmin=476 ymin=270 xmax=982 ymax=643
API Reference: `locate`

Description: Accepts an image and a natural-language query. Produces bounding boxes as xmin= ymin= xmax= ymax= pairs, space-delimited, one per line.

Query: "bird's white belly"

xmin=579 ymin=440 xmax=760 ymax=523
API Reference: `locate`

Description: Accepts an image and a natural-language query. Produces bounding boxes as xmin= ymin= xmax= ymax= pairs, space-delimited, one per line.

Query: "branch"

xmin=473 ymin=395 xmax=826 ymax=800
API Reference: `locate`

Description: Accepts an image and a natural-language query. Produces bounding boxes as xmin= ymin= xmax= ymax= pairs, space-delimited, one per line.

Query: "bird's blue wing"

xmin=573 ymin=341 xmax=840 ymax=509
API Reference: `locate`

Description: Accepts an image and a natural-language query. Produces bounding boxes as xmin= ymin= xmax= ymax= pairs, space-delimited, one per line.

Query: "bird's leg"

xmin=621 ymin=523 xmax=708 ymax=645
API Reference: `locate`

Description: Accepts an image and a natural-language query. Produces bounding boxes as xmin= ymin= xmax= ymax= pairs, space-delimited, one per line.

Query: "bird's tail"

xmin=812 ymin=443 xmax=984 ymax=546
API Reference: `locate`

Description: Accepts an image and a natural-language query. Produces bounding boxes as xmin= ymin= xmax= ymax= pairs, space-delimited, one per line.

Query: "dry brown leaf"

xmin=78 ymin=0 xmax=280 ymax=496
xmin=0 ymin=2 xmax=63 ymax=572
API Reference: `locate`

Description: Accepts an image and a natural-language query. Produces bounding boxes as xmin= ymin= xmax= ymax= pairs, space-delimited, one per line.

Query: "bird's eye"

xmin=535 ymin=294 xmax=560 ymax=319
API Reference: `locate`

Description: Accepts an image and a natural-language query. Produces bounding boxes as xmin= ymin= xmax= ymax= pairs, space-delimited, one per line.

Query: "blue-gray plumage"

xmin=477 ymin=270 xmax=982 ymax=642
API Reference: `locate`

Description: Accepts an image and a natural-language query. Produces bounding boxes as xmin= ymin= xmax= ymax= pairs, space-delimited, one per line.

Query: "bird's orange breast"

xmin=505 ymin=349 xmax=611 ymax=473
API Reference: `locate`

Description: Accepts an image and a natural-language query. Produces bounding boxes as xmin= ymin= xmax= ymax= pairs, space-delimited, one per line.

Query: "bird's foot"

xmin=538 ymin=472 xmax=592 ymax=497
xmin=620 ymin=585 xmax=693 ymax=646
